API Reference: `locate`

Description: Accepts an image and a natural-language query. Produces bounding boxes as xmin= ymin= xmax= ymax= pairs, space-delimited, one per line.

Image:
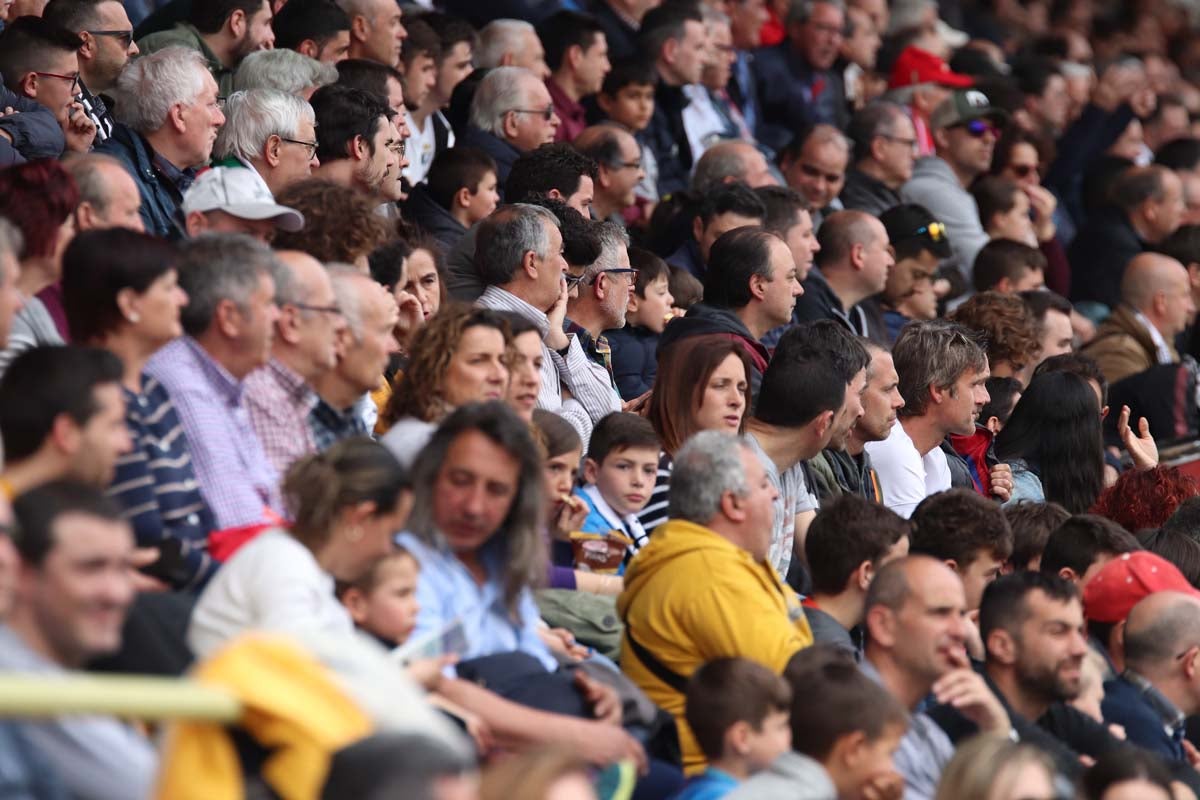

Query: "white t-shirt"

xmin=746 ymin=433 xmax=820 ymax=577
xmin=863 ymin=421 xmax=951 ymax=519
xmin=402 ymin=109 xmax=454 ymax=187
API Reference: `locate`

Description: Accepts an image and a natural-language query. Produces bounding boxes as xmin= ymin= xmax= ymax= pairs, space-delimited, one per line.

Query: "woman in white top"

xmin=188 ymin=437 xmax=413 ymax=657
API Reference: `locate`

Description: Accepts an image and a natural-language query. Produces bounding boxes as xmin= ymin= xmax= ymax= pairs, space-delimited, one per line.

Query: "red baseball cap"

xmin=889 ymin=46 xmax=975 ymax=90
xmin=1082 ymin=552 xmax=1200 ymax=624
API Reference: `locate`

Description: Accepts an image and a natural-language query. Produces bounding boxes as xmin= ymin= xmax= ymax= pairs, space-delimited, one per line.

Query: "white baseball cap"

xmin=182 ymin=166 xmax=305 ymax=232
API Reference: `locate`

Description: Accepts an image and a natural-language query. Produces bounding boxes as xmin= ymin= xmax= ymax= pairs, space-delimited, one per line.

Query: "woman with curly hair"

xmin=0 ymin=159 xmax=80 ymax=376
xmin=1091 ymin=465 xmax=1200 ymax=535
xmin=380 ymin=304 xmax=511 ymax=466
xmin=273 ymin=178 xmax=392 ymax=267
xmin=948 ymin=290 xmax=1043 ymax=385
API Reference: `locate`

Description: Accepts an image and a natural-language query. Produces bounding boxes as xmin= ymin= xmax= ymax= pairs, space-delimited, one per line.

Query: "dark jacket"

xmin=588 ymin=0 xmax=638 ymax=60
xmin=1044 ymin=102 xmax=1136 ymax=232
xmin=402 ymin=184 xmax=468 ymax=251
xmin=1102 ymin=674 xmax=1187 ymax=764
xmin=1067 ymin=206 xmax=1145 ymax=310
xmin=657 ymin=302 xmax=770 ymax=405
xmin=0 ymin=75 xmax=65 ymax=165
xmin=644 ymin=81 xmax=693 ymax=198
xmin=605 ymin=324 xmax=660 ymax=401
xmin=666 ymin=237 xmax=704 ymax=278
xmin=765 ymin=268 xmax=882 ymax=347
xmin=751 ymin=42 xmax=848 ymax=153
xmin=839 ymin=167 xmax=902 ymax=217
xmin=806 ymin=448 xmax=882 ymax=503
xmin=457 ymin=126 xmax=522 ymax=193
xmin=95 ymin=123 xmax=191 ymax=239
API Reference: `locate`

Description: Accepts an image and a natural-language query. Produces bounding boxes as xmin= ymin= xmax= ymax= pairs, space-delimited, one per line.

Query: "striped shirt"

xmin=476 ymin=286 xmax=621 ymax=448
xmin=108 ymin=375 xmax=216 ymax=590
xmin=243 ymin=358 xmax=319 ymax=475
xmin=145 ymin=337 xmax=283 ymax=530
xmin=636 ymin=450 xmax=673 ymax=537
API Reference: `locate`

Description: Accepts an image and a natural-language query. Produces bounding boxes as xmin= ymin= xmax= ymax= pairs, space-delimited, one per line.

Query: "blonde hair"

xmin=480 ymin=748 xmax=590 ymax=800
xmin=934 ymin=735 xmax=1055 ymax=800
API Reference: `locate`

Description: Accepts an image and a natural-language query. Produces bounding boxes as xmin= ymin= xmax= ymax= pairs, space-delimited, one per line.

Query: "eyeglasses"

xmin=1009 ymin=163 xmax=1039 ymax=179
xmin=564 ymin=272 xmax=586 ymax=290
xmin=510 ymin=106 xmax=555 ymax=121
xmin=798 ymin=162 xmax=842 ymax=184
xmin=280 ymin=137 xmax=318 ymax=160
xmin=86 ymin=29 xmax=134 ymax=47
xmin=612 ymin=159 xmax=643 ymax=171
xmin=880 ymin=133 xmax=917 ymax=149
xmin=589 ymin=268 xmax=639 ymax=285
xmin=35 ymin=70 xmax=79 ymax=91
xmin=387 ymin=139 xmax=408 ymax=157
xmin=961 ymin=119 xmax=999 ymax=139
xmin=291 ymin=302 xmax=342 ymax=315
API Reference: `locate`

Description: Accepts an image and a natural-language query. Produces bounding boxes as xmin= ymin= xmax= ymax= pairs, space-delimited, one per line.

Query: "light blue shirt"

xmin=397 ymin=532 xmax=557 ymax=672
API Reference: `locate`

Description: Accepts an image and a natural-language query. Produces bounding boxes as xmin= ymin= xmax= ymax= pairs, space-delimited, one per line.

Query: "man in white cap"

xmin=182 ymin=165 xmax=305 ymax=243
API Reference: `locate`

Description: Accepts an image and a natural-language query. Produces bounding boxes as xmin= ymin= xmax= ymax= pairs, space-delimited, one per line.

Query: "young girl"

xmin=339 ymin=548 xmax=422 ymax=649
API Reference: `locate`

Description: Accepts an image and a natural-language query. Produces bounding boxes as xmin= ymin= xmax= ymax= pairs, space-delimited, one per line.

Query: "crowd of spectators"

xmin=8 ymin=0 xmax=1200 ymax=798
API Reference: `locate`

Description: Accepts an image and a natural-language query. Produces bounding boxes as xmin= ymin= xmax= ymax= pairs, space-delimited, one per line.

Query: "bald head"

xmin=1124 ymin=591 xmax=1200 ymax=671
xmin=866 ymin=554 xmax=959 ymax=615
xmin=1121 ymin=252 xmax=1191 ymax=315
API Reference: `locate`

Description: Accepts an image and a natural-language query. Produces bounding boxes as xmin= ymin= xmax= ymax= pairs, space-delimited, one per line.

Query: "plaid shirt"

xmin=243 ymin=358 xmax=319 ymax=475
xmin=145 ymin=337 xmax=283 ymax=530
xmin=310 ymin=394 xmax=372 ymax=453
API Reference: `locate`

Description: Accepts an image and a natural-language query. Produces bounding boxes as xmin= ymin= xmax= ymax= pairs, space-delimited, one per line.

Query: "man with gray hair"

xmin=96 ymin=46 xmax=226 ymax=237
xmin=475 ymin=203 xmax=620 ymax=444
xmin=617 ymin=429 xmax=814 ymax=774
xmin=311 ymin=266 xmax=399 ymax=450
xmin=841 ymin=101 xmax=918 ymax=215
xmin=233 ymin=48 xmax=338 ymax=99
xmin=865 ymin=319 xmax=990 ymax=517
xmin=212 ymin=88 xmax=320 ymax=196
xmin=245 ymin=250 xmax=346 ymax=474
xmin=144 ymin=233 xmax=284 ymax=528
xmin=461 ymin=66 xmax=560 ymax=188
xmin=574 ymin=123 xmax=646 ymax=222
xmin=1102 ymin=590 xmax=1200 ymax=766
xmin=63 ymin=152 xmax=144 ymax=232
xmin=752 ymin=0 xmax=850 ymax=152
xmin=690 ymin=139 xmax=776 ymax=193
xmin=566 ymin=220 xmax=631 ymax=374
xmin=475 ymin=19 xmax=549 ymax=78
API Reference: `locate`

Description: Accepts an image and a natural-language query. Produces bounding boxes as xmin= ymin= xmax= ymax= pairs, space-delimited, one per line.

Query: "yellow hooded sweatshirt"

xmin=616 ymin=518 xmax=813 ymax=775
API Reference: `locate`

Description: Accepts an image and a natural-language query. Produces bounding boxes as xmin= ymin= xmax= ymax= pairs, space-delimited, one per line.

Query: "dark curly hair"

xmin=273 ymin=179 xmax=392 ymax=264
xmin=1090 ymin=466 xmax=1200 ymax=534
xmin=948 ymin=290 xmax=1042 ymax=374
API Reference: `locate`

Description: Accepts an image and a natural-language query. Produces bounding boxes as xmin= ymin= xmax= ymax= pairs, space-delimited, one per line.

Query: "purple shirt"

xmin=145 ymin=337 xmax=283 ymax=529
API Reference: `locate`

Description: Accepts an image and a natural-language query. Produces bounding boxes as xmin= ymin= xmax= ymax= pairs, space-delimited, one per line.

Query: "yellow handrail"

xmin=0 ymin=674 xmax=241 ymax=722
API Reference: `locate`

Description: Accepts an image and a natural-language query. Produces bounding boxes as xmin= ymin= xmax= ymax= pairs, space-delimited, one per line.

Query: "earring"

xmin=127 ymin=311 xmax=141 ymax=323
xmin=346 ymin=525 xmax=364 ymax=543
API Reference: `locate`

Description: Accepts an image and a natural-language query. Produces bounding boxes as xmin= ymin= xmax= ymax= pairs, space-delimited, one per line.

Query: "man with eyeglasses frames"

xmin=44 ymin=0 xmax=141 ymax=143
xmin=902 ymin=89 xmax=1007 ymax=291
xmin=574 ymin=123 xmax=645 ymax=223
xmin=842 ymin=101 xmax=918 ymax=217
xmin=0 ymin=16 xmax=98 ymax=153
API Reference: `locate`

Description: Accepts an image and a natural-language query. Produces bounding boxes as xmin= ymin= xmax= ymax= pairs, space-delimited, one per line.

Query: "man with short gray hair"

xmin=842 ymin=101 xmax=917 ymax=215
xmin=565 ymin=220 xmax=631 ymax=374
xmin=96 ymin=46 xmax=226 ymax=237
xmin=475 ymin=19 xmax=549 ymax=78
xmin=475 ymin=203 xmax=619 ymax=444
xmin=213 ymin=88 xmax=320 ymax=196
xmin=461 ymin=66 xmax=560 ymax=187
xmin=618 ymin=429 xmax=814 ymax=774
xmin=145 ymin=233 xmax=284 ymax=528
xmin=865 ymin=319 xmax=990 ymax=518
xmin=233 ymin=48 xmax=338 ymax=98
xmin=63 ymin=152 xmax=145 ymax=232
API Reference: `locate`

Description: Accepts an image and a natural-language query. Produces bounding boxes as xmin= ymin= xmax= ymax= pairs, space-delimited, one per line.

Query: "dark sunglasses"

xmin=897 ymin=222 xmax=947 ymax=243
xmin=1009 ymin=163 xmax=1039 ymax=178
xmin=86 ymin=29 xmax=134 ymax=47
xmin=961 ymin=119 xmax=999 ymax=138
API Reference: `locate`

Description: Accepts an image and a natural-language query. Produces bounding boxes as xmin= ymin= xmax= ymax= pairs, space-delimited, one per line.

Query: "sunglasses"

xmin=511 ymin=106 xmax=555 ymax=121
xmin=1009 ymin=163 xmax=1039 ymax=179
xmin=86 ymin=29 xmax=134 ymax=47
xmin=899 ymin=222 xmax=947 ymax=243
xmin=961 ymin=119 xmax=999 ymax=138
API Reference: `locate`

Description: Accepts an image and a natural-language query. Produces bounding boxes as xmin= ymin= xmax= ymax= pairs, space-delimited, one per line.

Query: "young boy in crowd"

xmin=576 ymin=412 xmax=660 ymax=561
xmin=406 ymin=146 xmax=499 ymax=250
xmin=596 ymin=58 xmax=659 ymax=215
xmin=607 ymin=249 xmax=675 ymax=400
xmin=338 ymin=548 xmax=422 ymax=648
xmin=972 ymin=238 xmax=1048 ymax=295
xmin=676 ymin=657 xmax=793 ymax=800
xmin=980 ymin=376 xmax=1023 ymax=434
xmin=728 ymin=645 xmax=907 ymax=800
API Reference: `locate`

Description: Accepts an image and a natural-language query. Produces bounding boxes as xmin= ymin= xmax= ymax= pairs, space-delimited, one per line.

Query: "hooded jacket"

xmin=402 ymin=184 xmax=468 ymax=251
xmin=657 ymin=303 xmax=770 ymax=404
xmin=901 ymin=155 xmax=989 ymax=285
xmin=617 ymin=518 xmax=813 ymax=774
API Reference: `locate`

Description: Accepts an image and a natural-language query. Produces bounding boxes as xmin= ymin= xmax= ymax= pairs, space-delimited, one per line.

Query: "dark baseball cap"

xmin=880 ymin=204 xmax=953 ymax=259
xmin=929 ymin=89 xmax=1009 ymax=130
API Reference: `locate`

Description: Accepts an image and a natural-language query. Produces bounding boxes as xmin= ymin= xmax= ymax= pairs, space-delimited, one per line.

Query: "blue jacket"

xmin=606 ymin=323 xmax=660 ymax=401
xmin=644 ymin=81 xmax=693 ymax=198
xmin=95 ymin=123 xmax=191 ymax=239
xmin=1101 ymin=674 xmax=1187 ymax=764
xmin=0 ymin=74 xmax=65 ymax=165
xmin=751 ymin=43 xmax=848 ymax=153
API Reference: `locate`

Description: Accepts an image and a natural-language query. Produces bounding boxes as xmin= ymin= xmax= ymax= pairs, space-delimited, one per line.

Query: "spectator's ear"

xmin=986 ymin=627 xmax=1017 ymax=665
xmin=813 ymin=409 xmax=834 ymax=442
xmin=854 ymin=559 xmax=874 ymax=592
xmin=582 ymin=457 xmax=600 ymax=484
xmin=828 ymin=729 xmax=869 ymax=775
xmin=453 ymin=187 xmax=472 ymax=211
xmin=725 ymin=719 xmax=754 ymax=756
xmin=228 ymin=8 xmax=248 ymax=40
xmin=1057 ymin=566 xmax=1078 ymax=584
xmin=184 ymin=211 xmax=209 ymax=238
xmin=865 ymin=603 xmax=897 ymax=647
xmin=297 ymin=39 xmax=320 ymax=60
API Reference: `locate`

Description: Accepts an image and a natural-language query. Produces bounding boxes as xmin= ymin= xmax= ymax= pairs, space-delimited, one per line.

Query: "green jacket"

xmin=137 ymin=23 xmax=235 ymax=97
